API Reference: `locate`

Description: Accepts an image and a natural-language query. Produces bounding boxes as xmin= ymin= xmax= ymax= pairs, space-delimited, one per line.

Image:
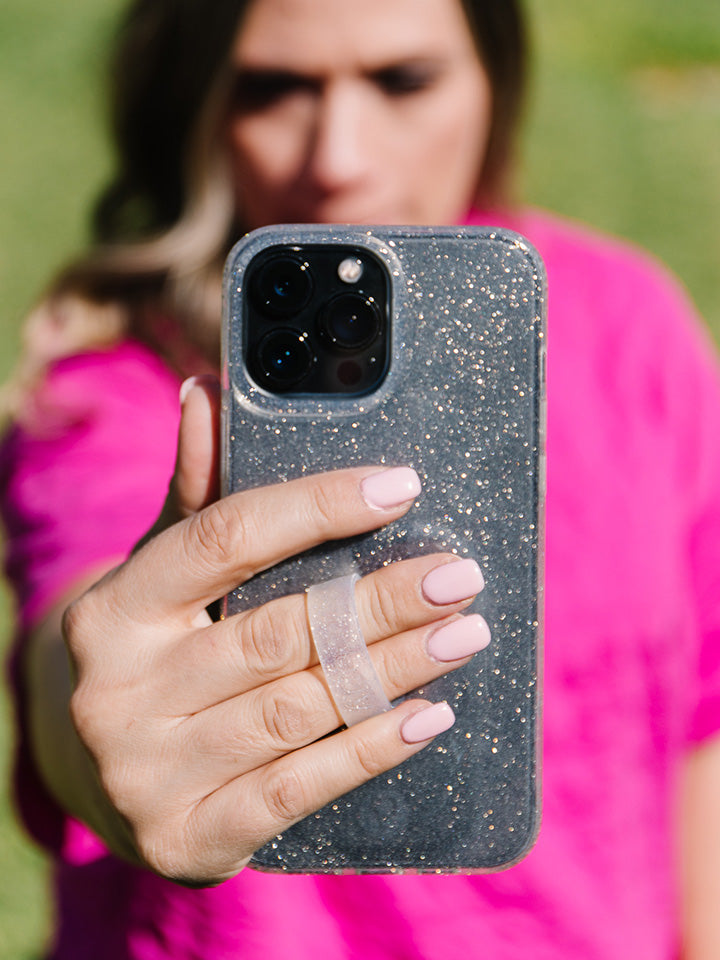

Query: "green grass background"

xmin=0 ymin=0 xmax=718 ymax=956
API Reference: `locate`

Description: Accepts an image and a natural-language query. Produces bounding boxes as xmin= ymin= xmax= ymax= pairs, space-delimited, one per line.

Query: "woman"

xmin=3 ymin=0 xmax=720 ymax=957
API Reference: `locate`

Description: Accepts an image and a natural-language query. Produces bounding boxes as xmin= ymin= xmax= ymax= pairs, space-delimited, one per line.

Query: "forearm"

xmin=680 ymin=734 xmax=720 ymax=959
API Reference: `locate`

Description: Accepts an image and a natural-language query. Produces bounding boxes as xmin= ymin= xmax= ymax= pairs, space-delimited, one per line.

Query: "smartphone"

xmin=221 ymin=224 xmax=546 ymax=873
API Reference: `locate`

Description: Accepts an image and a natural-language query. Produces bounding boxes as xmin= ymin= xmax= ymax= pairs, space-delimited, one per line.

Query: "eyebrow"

xmin=232 ymin=67 xmax=322 ymax=89
xmin=231 ymin=55 xmax=448 ymax=85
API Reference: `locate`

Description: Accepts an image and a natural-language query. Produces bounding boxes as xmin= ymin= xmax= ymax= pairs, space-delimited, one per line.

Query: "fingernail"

xmin=179 ymin=376 xmax=201 ymax=405
xmin=427 ymin=615 xmax=491 ymax=662
xmin=360 ymin=467 xmax=421 ymax=510
xmin=421 ymin=558 xmax=484 ymax=605
xmin=401 ymin=702 xmax=455 ymax=744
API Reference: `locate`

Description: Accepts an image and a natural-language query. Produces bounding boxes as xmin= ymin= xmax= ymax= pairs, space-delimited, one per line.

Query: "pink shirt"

xmin=3 ymin=210 xmax=720 ymax=959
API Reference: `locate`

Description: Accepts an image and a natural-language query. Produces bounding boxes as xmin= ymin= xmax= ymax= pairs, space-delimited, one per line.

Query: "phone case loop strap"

xmin=306 ymin=574 xmax=393 ymax=727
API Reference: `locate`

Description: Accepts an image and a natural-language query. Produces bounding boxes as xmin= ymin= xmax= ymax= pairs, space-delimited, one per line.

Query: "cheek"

xmin=399 ymin=84 xmax=492 ymax=219
xmin=228 ymin=107 xmax=309 ymax=192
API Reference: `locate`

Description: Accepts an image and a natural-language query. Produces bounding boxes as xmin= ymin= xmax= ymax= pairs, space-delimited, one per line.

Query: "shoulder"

xmin=474 ymin=206 xmax=689 ymax=309
xmin=525 ymin=208 xmax=683 ymax=299
xmin=15 ymin=340 xmax=181 ymax=442
xmin=488 ymin=209 xmax=720 ymax=495
xmin=0 ymin=340 xmax=182 ymax=506
xmin=510 ymin=207 xmax=657 ymax=270
xmin=43 ymin=339 xmax=180 ymax=412
xmin=0 ymin=342 xmax=182 ymax=630
xmin=471 ymin=206 xmax=715 ymax=369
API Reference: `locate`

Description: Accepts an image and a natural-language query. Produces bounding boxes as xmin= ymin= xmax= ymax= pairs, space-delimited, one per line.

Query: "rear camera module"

xmin=243 ymin=243 xmax=389 ymax=396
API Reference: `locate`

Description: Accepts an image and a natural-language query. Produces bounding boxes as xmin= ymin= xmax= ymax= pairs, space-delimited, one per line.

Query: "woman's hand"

xmin=60 ymin=379 xmax=489 ymax=885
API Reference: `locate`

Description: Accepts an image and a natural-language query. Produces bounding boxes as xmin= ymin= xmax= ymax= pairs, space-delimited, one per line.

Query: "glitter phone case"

xmin=221 ymin=224 xmax=546 ymax=873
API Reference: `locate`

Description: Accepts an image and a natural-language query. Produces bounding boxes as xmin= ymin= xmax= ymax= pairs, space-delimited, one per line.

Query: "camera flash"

xmin=338 ymin=257 xmax=363 ymax=284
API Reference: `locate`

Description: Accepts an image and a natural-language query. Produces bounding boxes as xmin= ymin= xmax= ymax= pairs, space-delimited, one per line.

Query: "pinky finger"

xmin=190 ymin=700 xmax=454 ymax=880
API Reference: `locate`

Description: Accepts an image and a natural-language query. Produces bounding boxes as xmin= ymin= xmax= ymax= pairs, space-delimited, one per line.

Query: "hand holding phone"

xmin=64 ymin=443 xmax=481 ymax=883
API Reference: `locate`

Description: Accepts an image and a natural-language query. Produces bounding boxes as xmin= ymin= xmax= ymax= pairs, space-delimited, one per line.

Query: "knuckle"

xmin=100 ymin=760 xmax=144 ymax=810
xmin=262 ymin=767 xmax=308 ymax=825
xmin=61 ymin=594 xmax=93 ymax=658
xmin=70 ymin=688 xmax=157 ymax=813
xmin=96 ymin=741 xmax=175 ymax=826
xmin=351 ymin=734 xmax=388 ymax=781
xmin=188 ymin=504 xmax=250 ymax=575
xmin=68 ymin=685 xmax=96 ymax=740
xmin=60 ymin=597 xmax=81 ymax=641
xmin=137 ymin=844 xmax=179 ymax=881
xmin=134 ymin=825 xmax=193 ymax=882
xmin=304 ymin=479 xmax=339 ymax=532
xmin=69 ymin=674 xmax=131 ymax=745
xmin=262 ymin=688 xmax=316 ymax=751
xmin=240 ymin=603 xmax=298 ymax=678
xmin=147 ymin=812 xmax=244 ymax=887
xmin=69 ymin=680 xmax=122 ymax=749
xmin=365 ymin=581 xmax=400 ymax=638
xmin=371 ymin=643 xmax=405 ymax=698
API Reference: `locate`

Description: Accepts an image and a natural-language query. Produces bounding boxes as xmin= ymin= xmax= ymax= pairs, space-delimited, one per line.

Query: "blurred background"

xmin=0 ymin=0 xmax=718 ymax=955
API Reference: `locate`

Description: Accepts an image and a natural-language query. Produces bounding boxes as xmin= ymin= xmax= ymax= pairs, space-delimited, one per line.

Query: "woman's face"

xmin=227 ymin=0 xmax=492 ymax=228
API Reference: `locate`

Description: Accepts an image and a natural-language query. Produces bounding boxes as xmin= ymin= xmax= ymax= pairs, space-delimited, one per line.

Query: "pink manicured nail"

xmin=427 ymin=615 xmax=491 ymax=662
xmin=401 ymin=702 xmax=455 ymax=744
xmin=360 ymin=467 xmax=421 ymax=510
xmin=421 ymin=559 xmax=484 ymax=605
xmin=179 ymin=376 xmax=201 ymax=405
xmin=180 ymin=374 xmax=219 ymax=406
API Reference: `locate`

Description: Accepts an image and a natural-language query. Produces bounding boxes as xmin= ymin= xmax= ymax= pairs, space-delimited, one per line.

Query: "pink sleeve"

xmin=517 ymin=209 xmax=720 ymax=744
xmin=546 ymin=216 xmax=720 ymax=746
xmin=0 ymin=342 xmax=181 ymax=629
xmin=642 ymin=270 xmax=720 ymax=745
xmin=678 ymin=313 xmax=720 ymax=744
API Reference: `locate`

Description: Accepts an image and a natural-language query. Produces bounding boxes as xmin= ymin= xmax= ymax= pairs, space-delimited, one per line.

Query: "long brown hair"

xmin=16 ymin=0 xmax=528 ymax=388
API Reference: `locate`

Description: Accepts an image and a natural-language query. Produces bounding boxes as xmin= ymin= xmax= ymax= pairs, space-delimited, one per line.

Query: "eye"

xmin=231 ymin=70 xmax=317 ymax=112
xmin=371 ymin=63 xmax=441 ymax=97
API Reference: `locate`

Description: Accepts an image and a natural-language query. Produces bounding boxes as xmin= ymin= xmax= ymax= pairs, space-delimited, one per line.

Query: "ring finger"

xmin=178 ymin=607 xmax=490 ymax=787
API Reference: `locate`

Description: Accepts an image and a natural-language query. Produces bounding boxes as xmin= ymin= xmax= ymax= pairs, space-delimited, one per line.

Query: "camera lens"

xmin=321 ymin=294 xmax=381 ymax=350
xmin=253 ymin=256 xmax=312 ymax=316
xmin=255 ymin=330 xmax=313 ymax=387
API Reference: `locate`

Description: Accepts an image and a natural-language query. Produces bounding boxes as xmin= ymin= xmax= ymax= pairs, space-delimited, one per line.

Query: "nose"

xmin=303 ymin=79 xmax=373 ymax=194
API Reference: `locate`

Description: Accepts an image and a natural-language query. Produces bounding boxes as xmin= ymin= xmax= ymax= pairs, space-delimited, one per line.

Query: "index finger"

xmin=118 ymin=465 xmax=421 ymax=621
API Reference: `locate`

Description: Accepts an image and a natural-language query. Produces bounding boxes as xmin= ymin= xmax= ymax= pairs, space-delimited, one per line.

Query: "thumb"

xmin=173 ymin=375 xmax=221 ymax=516
xmin=134 ymin=375 xmax=220 ymax=552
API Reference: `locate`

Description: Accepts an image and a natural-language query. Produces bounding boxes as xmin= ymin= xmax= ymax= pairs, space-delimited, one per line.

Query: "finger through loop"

xmin=306 ymin=574 xmax=392 ymax=726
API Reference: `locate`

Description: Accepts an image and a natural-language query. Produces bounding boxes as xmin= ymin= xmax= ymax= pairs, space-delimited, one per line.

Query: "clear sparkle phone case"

xmin=221 ymin=224 xmax=546 ymax=873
